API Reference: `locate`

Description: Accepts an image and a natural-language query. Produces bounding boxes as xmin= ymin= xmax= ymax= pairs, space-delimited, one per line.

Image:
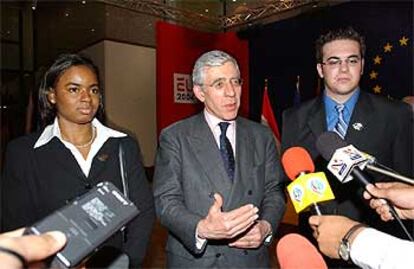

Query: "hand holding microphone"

xmin=364 ymin=182 xmax=414 ymax=221
xmin=308 ymin=215 xmax=364 ymax=260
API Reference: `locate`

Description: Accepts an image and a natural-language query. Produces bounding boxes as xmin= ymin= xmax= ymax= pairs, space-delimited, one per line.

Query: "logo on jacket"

xmin=352 ymin=122 xmax=364 ymax=131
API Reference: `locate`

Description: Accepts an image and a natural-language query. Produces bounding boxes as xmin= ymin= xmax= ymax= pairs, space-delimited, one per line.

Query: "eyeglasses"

xmin=321 ymin=56 xmax=361 ymax=69
xmin=204 ymin=78 xmax=243 ymax=91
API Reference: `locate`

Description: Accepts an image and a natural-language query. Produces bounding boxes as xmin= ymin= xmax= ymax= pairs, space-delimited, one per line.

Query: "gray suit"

xmin=153 ymin=113 xmax=286 ymax=268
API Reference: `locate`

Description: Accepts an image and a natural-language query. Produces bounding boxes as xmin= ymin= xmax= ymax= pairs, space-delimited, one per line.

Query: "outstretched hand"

xmin=228 ymin=220 xmax=272 ymax=249
xmin=197 ymin=193 xmax=259 ymax=240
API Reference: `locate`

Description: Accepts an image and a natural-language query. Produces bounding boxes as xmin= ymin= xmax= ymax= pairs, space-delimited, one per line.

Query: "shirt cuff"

xmin=195 ymin=227 xmax=207 ymax=250
xmin=263 ymin=232 xmax=273 ymax=246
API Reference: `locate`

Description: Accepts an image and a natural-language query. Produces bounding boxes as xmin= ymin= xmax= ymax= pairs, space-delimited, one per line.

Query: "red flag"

xmin=261 ymin=80 xmax=281 ymax=142
xmin=262 ymin=79 xmax=297 ymax=225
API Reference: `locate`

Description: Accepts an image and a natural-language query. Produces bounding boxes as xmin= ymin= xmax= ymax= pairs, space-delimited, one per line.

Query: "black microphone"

xmin=316 ymin=131 xmax=414 ymax=241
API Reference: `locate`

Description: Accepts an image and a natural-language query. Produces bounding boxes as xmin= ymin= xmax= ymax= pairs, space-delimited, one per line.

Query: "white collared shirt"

xmin=34 ymin=118 xmax=126 ymax=177
xmin=203 ymin=109 xmax=236 ymax=156
xmin=351 ymin=228 xmax=414 ymax=269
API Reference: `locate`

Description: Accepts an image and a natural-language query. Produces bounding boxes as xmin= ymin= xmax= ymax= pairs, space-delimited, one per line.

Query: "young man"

xmin=153 ymin=50 xmax=286 ymax=268
xmin=281 ymin=27 xmax=413 ymax=265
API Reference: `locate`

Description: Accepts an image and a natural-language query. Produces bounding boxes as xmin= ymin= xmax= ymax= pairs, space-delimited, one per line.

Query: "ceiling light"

xmin=31 ymin=0 xmax=37 ymax=10
xmin=205 ymin=9 xmax=209 ymax=13
xmin=81 ymin=0 xmax=86 ymax=4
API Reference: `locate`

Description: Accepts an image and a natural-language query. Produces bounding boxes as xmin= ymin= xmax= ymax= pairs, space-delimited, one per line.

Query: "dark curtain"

xmin=243 ymin=1 xmax=413 ymax=127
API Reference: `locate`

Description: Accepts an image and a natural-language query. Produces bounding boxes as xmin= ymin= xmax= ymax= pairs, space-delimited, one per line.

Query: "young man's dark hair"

xmin=315 ymin=27 xmax=366 ymax=63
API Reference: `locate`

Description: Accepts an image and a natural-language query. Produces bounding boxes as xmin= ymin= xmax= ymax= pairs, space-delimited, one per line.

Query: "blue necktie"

xmin=334 ymin=104 xmax=348 ymax=139
xmin=219 ymin=122 xmax=235 ymax=180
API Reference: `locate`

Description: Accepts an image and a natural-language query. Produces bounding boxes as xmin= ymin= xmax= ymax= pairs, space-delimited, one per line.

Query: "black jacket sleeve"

xmin=120 ymin=137 xmax=155 ymax=268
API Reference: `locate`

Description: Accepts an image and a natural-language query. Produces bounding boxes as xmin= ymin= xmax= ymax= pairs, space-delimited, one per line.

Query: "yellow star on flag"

xmin=383 ymin=42 xmax=393 ymax=52
xmin=399 ymin=36 xmax=409 ymax=46
xmin=369 ymin=71 xmax=378 ymax=80
xmin=373 ymin=55 xmax=382 ymax=65
xmin=373 ymin=85 xmax=382 ymax=94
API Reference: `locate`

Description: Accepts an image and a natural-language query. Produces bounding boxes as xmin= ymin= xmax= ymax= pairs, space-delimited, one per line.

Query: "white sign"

xmin=173 ymin=73 xmax=197 ymax=104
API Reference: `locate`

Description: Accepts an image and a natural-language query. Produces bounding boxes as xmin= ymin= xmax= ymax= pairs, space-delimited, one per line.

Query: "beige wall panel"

xmin=81 ymin=40 xmax=156 ymax=167
xmin=104 ymin=40 xmax=156 ymax=167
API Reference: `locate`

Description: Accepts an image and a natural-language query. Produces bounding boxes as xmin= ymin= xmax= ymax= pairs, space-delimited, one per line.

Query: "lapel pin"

xmin=97 ymin=153 xmax=109 ymax=162
xmin=352 ymin=122 xmax=363 ymax=131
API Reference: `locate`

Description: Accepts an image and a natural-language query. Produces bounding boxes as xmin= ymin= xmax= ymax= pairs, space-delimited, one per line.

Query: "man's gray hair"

xmin=192 ymin=50 xmax=240 ymax=86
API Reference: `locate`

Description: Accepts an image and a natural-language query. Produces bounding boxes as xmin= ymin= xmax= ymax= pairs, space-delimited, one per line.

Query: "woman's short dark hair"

xmin=38 ymin=53 xmax=103 ymax=127
xmin=315 ymin=27 xmax=366 ymax=63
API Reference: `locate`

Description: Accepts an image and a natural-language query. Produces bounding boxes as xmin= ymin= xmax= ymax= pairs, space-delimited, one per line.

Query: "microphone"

xmin=277 ymin=233 xmax=328 ymax=269
xmin=316 ymin=132 xmax=370 ymax=185
xmin=282 ymin=147 xmax=335 ymax=215
xmin=317 ymin=132 xmax=414 ymax=185
xmin=316 ymin=131 xmax=414 ymax=241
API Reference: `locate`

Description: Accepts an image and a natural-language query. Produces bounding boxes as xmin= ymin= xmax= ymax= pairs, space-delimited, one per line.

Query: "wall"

xmin=82 ymin=40 xmax=156 ymax=167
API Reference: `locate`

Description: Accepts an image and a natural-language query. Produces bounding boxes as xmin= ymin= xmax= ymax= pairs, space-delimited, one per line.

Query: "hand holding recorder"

xmin=0 ymin=228 xmax=67 ymax=269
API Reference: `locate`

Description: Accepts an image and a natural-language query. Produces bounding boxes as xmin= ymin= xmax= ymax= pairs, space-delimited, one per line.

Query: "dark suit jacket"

xmin=281 ymin=91 xmax=413 ymax=239
xmin=1 ymin=133 xmax=155 ymax=268
xmin=153 ymin=113 xmax=286 ymax=268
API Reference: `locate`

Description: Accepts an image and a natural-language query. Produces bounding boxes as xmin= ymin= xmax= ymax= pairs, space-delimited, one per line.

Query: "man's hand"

xmin=309 ymin=215 xmax=364 ymax=259
xmin=0 ymin=228 xmax=67 ymax=269
xmin=364 ymin=182 xmax=414 ymax=221
xmin=197 ymin=193 xmax=259 ymax=240
xmin=228 ymin=220 xmax=272 ymax=249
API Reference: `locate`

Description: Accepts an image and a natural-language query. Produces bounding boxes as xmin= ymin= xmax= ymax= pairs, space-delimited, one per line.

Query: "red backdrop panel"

xmin=156 ymin=21 xmax=249 ymax=136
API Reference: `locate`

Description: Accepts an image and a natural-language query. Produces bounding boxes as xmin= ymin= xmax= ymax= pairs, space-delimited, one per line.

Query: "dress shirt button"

xmin=215 ymin=253 xmax=221 ymax=258
xmin=247 ymin=190 xmax=253 ymax=195
xmin=85 ymin=183 xmax=92 ymax=189
xmin=243 ymin=250 xmax=248 ymax=255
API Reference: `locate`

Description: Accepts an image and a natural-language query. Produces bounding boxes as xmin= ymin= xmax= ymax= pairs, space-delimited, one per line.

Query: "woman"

xmin=2 ymin=54 xmax=155 ymax=268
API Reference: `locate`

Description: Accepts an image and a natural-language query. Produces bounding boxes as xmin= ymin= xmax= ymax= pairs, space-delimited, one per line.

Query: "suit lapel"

xmin=346 ymin=91 xmax=374 ymax=142
xmin=88 ymin=139 xmax=118 ymax=180
xmin=307 ymin=97 xmax=326 ymax=139
xmin=187 ymin=114 xmax=233 ymax=194
xmin=227 ymin=118 xmax=254 ymax=206
xmin=40 ymin=138 xmax=86 ymax=182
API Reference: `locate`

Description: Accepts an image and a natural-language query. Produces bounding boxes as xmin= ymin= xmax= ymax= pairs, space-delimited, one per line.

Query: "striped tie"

xmin=219 ymin=122 xmax=235 ymax=181
xmin=334 ymin=104 xmax=348 ymax=139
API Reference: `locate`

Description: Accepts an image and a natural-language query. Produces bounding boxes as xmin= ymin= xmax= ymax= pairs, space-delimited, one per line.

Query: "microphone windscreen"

xmin=316 ymin=132 xmax=347 ymax=161
xmin=277 ymin=233 xmax=328 ymax=269
xmin=282 ymin=147 xmax=315 ymax=180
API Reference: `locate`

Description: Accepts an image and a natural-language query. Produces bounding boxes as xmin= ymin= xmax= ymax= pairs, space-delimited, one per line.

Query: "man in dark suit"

xmin=281 ymin=27 xmax=413 ymax=266
xmin=153 ymin=50 xmax=286 ymax=268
